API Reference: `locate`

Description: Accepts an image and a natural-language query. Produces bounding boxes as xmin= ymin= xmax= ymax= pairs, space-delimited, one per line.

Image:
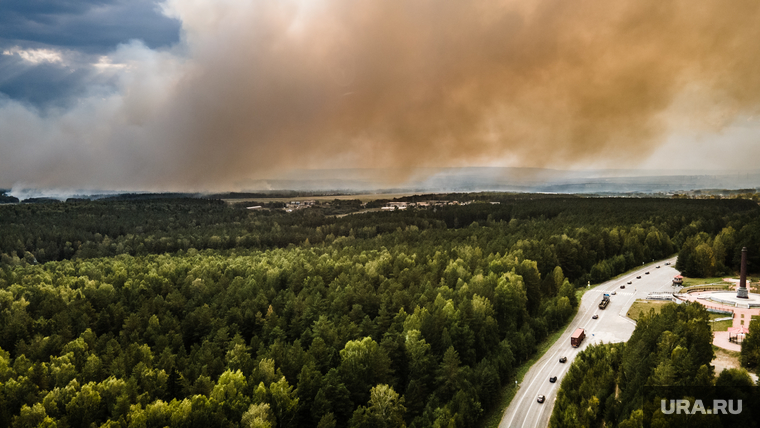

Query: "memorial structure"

xmin=737 ymin=247 xmax=749 ymax=299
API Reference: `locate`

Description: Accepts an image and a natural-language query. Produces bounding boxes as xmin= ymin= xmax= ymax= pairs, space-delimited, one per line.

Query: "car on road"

xmin=559 ymin=356 xmax=567 ymax=363
xmin=665 ymin=262 xmax=670 ymax=265
xmin=636 ymin=276 xmax=641 ymax=279
xmin=592 ymin=314 xmax=599 ymax=319
xmin=656 ymin=265 xmax=661 ymax=268
xmin=627 ymin=281 xmax=632 ymax=284
xmin=645 ymin=272 xmax=649 ymax=274
xmin=549 ymin=376 xmax=557 ymax=383
xmin=537 ymin=395 xmax=546 ymax=403
xmin=620 ymin=285 xmax=625 ymax=289
xmin=611 ymin=291 xmax=616 ymax=295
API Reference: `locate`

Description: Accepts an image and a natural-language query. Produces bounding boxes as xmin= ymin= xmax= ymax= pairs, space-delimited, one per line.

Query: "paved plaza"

xmin=676 ymin=283 xmax=760 ymax=352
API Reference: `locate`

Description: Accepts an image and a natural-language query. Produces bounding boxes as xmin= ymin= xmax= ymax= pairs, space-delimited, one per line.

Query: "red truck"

xmin=571 ymin=328 xmax=585 ymax=347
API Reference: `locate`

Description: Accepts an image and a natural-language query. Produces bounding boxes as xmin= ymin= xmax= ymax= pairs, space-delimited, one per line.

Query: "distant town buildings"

xmin=380 ymin=200 xmax=482 ymax=210
xmin=284 ymin=200 xmax=316 ymax=210
xmin=273 ymin=198 xmax=499 ymax=213
xmin=382 ymin=202 xmax=408 ymax=210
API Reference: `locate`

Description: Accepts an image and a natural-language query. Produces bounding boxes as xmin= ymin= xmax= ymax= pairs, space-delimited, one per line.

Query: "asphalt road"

xmin=499 ymin=256 xmax=680 ymax=428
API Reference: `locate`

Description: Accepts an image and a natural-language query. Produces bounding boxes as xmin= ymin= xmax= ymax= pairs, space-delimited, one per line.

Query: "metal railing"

xmin=680 ymin=285 xmax=729 ymax=294
xmin=672 ymin=294 xmax=735 ymax=314
xmin=646 ymin=292 xmax=676 ymax=301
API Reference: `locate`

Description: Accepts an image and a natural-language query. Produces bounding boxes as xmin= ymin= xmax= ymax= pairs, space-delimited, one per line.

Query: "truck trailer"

xmin=571 ymin=328 xmax=585 ymax=347
xmin=598 ymin=293 xmax=610 ymax=309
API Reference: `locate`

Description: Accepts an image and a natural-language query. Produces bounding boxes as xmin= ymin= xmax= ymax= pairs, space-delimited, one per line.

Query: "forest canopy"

xmin=1 ymin=195 xmax=759 ymax=427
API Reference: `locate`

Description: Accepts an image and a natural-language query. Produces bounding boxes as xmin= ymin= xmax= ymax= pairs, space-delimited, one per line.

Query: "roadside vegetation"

xmin=478 ymin=306 xmax=578 ymax=428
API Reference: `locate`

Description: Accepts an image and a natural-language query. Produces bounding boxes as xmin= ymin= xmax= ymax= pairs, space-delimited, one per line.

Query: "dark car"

xmin=645 ymin=272 xmax=650 ymax=275
xmin=537 ymin=395 xmax=546 ymax=403
xmin=628 ymin=281 xmax=632 ymax=284
xmin=636 ymin=276 xmax=641 ymax=279
xmin=592 ymin=314 xmax=599 ymax=319
xmin=559 ymin=356 xmax=567 ymax=363
xmin=620 ymin=285 xmax=625 ymax=289
xmin=550 ymin=376 xmax=557 ymax=383
xmin=665 ymin=262 xmax=671 ymax=265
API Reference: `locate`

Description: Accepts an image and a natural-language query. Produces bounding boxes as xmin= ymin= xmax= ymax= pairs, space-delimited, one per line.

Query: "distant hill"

xmin=236 ymin=167 xmax=760 ymax=194
xmin=5 ymin=167 xmax=760 ymax=202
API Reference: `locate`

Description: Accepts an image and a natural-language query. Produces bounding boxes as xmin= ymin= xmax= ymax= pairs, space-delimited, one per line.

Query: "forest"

xmin=1 ymin=194 xmax=760 ymax=427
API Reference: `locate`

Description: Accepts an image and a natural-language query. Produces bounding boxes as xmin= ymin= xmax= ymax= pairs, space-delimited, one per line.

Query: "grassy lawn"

xmin=626 ymin=300 xmax=733 ymax=327
xmin=681 ymin=277 xmax=732 ymax=287
xmin=680 ymin=276 xmax=760 ymax=292
xmin=711 ymin=319 xmax=733 ymax=332
xmin=626 ymin=300 xmax=675 ymax=321
xmin=477 ymin=315 xmax=575 ymax=428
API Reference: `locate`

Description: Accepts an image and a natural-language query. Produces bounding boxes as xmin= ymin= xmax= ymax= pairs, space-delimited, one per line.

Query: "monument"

xmin=737 ymin=247 xmax=749 ymax=299
xmin=692 ymin=246 xmax=760 ymax=308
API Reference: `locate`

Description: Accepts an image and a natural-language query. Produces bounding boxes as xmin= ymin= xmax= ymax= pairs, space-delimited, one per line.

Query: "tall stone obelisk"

xmin=737 ymin=247 xmax=749 ymax=299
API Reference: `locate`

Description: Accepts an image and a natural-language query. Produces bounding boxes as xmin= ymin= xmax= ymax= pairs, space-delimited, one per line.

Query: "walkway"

xmin=677 ymin=291 xmax=760 ymax=351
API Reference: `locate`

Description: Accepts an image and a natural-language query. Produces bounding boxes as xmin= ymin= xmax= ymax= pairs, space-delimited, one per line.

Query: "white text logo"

xmin=661 ymin=399 xmax=742 ymax=415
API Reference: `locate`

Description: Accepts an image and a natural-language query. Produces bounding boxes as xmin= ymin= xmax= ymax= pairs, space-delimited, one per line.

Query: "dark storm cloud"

xmin=0 ymin=0 xmax=180 ymax=53
xmin=0 ymin=0 xmax=179 ymax=108
xmin=0 ymin=54 xmax=99 ymax=109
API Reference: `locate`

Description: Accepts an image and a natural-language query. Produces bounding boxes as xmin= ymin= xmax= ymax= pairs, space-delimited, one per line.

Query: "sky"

xmin=1 ymin=0 xmax=760 ymax=192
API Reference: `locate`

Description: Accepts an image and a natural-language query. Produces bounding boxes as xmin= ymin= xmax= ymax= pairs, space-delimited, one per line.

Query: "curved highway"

xmin=499 ymin=257 xmax=679 ymax=428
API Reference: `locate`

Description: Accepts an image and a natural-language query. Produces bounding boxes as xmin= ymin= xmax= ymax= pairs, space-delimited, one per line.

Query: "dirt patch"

xmin=712 ymin=347 xmax=742 ymax=372
xmin=712 ymin=346 xmax=759 ymax=381
xmin=712 ymin=348 xmax=742 ymax=371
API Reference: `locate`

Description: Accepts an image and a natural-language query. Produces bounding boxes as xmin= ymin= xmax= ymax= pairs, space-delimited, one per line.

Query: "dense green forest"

xmin=3 ymin=196 xmax=759 ymax=279
xmin=551 ymin=302 xmax=759 ymax=427
xmin=1 ymin=195 xmax=760 ymax=427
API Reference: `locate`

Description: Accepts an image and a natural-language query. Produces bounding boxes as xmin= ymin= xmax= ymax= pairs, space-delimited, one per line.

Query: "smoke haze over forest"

xmin=2 ymin=0 xmax=760 ymax=191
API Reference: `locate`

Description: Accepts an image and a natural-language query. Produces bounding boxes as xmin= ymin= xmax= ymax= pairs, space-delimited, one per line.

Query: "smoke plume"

xmin=2 ymin=0 xmax=760 ymax=190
